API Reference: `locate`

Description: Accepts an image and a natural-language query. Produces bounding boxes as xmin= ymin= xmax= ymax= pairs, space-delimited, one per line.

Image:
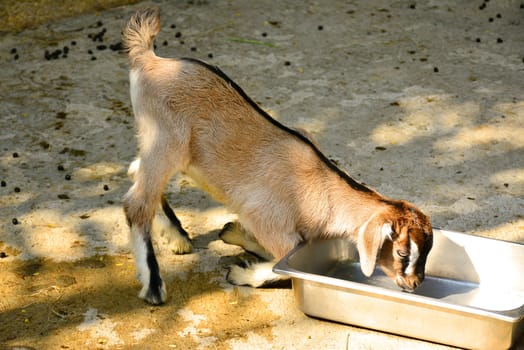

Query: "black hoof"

xmin=142 ymin=280 xmax=166 ymax=305
xmin=144 ymin=289 xmax=165 ymax=305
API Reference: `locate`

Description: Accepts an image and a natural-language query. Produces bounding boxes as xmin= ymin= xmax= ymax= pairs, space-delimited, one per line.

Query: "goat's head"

xmin=357 ymin=201 xmax=433 ymax=291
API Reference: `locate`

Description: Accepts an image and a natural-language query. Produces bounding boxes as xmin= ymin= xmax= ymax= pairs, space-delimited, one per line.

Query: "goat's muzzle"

xmin=396 ymin=272 xmax=424 ymax=292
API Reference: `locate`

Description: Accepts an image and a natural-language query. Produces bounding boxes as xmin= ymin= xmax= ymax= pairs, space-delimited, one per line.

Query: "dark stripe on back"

xmin=180 ymin=57 xmax=373 ymax=193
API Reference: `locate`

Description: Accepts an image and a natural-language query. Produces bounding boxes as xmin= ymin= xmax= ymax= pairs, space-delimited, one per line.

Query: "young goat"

xmin=122 ymin=8 xmax=433 ymax=305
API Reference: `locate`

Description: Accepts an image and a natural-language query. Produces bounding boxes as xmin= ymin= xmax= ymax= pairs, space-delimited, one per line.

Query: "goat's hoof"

xmin=219 ymin=221 xmax=244 ymax=245
xmin=226 ymin=261 xmax=283 ymax=288
xmin=170 ymin=235 xmax=193 ymax=255
xmin=226 ymin=265 xmax=250 ymax=286
xmin=226 ymin=264 xmax=266 ymax=287
xmin=139 ymin=280 xmax=167 ymax=305
xmin=153 ymin=215 xmax=193 ymax=255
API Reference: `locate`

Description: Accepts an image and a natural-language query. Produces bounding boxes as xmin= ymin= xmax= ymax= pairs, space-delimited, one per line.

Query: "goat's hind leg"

xmin=125 ymin=199 xmax=165 ymax=304
xmin=124 ymin=158 xmax=174 ymax=305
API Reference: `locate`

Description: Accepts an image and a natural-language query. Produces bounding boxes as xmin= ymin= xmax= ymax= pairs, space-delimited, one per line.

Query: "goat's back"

xmin=134 ymin=58 xmax=334 ymax=229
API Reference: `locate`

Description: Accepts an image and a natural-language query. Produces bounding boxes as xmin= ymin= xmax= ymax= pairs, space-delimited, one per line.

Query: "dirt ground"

xmin=1 ymin=0 xmax=523 ymax=349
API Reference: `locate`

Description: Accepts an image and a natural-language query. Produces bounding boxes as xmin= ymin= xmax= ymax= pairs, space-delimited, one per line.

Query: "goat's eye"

xmin=397 ymin=249 xmax=409 ymax=258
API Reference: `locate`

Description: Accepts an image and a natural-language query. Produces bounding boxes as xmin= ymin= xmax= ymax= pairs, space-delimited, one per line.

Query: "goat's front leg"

xmin=219 ymin=222 xmax=290 ymax=287
xmin=219 ymin=221 xmax=273 ymax=260
xmin=226 ymin=261 xmax=288 ymax=287
xmin=158 ymin=195 xmax=192 ymax=254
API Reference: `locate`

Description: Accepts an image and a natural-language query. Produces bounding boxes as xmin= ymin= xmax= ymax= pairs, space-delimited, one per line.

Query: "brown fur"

xmin=122 ymin=8 xmax=433 ymax=304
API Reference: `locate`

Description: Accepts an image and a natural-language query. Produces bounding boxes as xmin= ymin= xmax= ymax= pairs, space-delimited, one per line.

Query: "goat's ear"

xmin=357 ymin=216 xmax=392 ymax=277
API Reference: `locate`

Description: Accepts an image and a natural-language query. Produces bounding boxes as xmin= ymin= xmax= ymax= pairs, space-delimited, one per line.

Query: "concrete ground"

xmin=1 ymin=0 xmax=523 ymax=349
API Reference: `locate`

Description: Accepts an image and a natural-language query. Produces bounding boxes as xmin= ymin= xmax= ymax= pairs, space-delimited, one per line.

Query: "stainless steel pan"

xmin=274 ymin=229 xmax=524 ymax=349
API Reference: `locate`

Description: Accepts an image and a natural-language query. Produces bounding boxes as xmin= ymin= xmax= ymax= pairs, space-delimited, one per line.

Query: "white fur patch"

xmin=404 ymin=240 xmax=420 ymax=275
xmin=127 ymin=158 xmax=140 ymax=181
xmin=131 ymin=226 xmax=167 ymax=303
xmin=129 ymin=69 xmax=141 ymax=109
xmin=381 ymin=223 xmax=393 ymax=240
xmin=131 ymin=226 xmax=150 ymax=296
xmin=227 ymin=262 xmax=282 ymax=287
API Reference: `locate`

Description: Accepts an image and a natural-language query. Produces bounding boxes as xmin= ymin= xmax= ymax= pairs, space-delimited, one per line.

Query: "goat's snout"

xmin=396 ymin=272 xmax=424 ymax=292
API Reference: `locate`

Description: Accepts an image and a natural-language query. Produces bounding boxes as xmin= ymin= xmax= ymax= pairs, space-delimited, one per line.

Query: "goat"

xmin=122 ymin=7 xmax=433 ymax=305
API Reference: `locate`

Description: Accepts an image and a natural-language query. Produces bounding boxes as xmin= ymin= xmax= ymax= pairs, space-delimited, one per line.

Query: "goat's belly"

xmin=184 ymin=166 xmax=229 ymax=204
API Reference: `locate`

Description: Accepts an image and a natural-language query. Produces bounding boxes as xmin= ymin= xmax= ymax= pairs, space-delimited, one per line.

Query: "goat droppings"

xmin=44 ymin=49 xmax=63 ymax=60
xmin=10 ymin=48 xmax=19 ymax=60
xmin=109 ymin=42 xmax=124 ymax=52
xmin=12 ymin=218 xmax=19 ymax=225
xmin=89 ymin=28 xmax=107 ymax=42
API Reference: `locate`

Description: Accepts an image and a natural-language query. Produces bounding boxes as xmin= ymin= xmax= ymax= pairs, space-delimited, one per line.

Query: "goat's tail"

xmin=123 ymin=7 xmax=160 ymax=68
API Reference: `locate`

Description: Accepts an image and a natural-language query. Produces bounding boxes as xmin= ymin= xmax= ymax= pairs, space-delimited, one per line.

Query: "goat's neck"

xmin=324 ymin=174 xmax=389 ymax=239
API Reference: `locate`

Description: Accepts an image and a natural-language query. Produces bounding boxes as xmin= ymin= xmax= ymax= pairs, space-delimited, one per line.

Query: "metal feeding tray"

xmin=273 ymin=229 xmax=524 ymax=349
